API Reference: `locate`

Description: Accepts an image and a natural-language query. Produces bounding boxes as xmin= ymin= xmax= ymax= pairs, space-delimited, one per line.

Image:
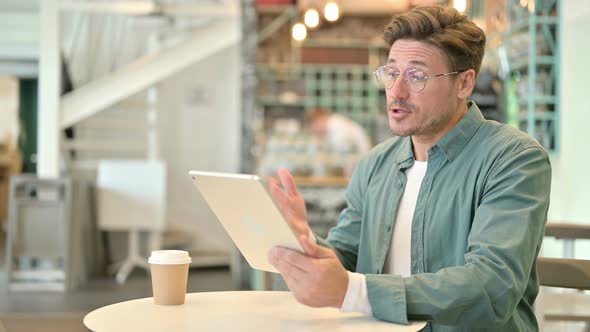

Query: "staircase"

xmin=1 ymin=1 xmax=242 ymax=284
xmin=57 ymin=4 xmax=241 ymax=277
xmin=64 ymin=95 xmax=152 ymax=170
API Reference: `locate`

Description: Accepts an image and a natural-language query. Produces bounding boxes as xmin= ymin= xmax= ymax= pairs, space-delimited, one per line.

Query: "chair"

xmin=545 ymin=222 xmax=590 ymax=258
xmin=538 ymin=222 xmax=590 ymax=331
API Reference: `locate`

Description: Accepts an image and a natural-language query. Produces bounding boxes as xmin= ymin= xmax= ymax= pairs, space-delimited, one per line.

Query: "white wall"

xmin=545 ymin=1 xmax=590 ymax=259
xmin=158 ymin=43 xmax=241 ymax=253
xmin=0 ymin=1 xmax=39 ymax=78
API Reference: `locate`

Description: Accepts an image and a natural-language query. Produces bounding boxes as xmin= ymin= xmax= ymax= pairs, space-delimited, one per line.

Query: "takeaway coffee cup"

xmin=148 ymin=250 xmax=192 ymax=305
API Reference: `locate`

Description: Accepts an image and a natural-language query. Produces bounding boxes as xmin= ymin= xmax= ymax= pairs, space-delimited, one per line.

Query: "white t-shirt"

xmin=341 ymin=161 xmax=428 ymax=315
xmin=384 ymin=160 xmax=428 ymax=277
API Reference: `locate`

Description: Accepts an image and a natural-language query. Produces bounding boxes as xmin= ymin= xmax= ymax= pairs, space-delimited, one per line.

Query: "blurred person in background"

xmin=305 ymin=107 xmax=371 ymax=156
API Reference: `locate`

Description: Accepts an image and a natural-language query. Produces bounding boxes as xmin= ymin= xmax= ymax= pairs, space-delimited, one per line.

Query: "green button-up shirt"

xmin=317 ymin=102 xmax=551 ymax=331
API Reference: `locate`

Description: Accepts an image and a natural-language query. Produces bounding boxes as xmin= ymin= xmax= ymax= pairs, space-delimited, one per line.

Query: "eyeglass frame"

xmin=374 ymin=65 xmax=468 ymax=93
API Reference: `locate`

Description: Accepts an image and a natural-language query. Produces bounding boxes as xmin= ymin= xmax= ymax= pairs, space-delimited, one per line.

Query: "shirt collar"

xmin=393 ymin=136 xmax=414 ymax=168
xmin=434 ymin=101 xmax=484 ymax=162
xmin=392 ymin=101 xmax=484 ymax=166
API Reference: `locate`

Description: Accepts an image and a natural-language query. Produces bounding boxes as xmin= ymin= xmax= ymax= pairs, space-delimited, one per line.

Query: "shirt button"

xmin=387 ymin=225 xmax=392 ymax=232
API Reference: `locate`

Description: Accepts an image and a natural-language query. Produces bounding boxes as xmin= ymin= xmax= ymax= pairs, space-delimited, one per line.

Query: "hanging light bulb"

xmin=324 ymin=1 xmax=340 ymax=22
xmin=527 ymin=0 xmax=535 ymax=13
xmin=304 ymin=9 xmax=320 ymax=29
xmin=453 ymin=0 xmax=467 ymax=13
xmin=292 ymin=23 xmax=307 ymax=41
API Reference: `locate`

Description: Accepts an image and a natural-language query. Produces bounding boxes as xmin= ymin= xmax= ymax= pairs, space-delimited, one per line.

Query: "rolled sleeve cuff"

xmin=366 ymin=274 xmax=409 ymax=325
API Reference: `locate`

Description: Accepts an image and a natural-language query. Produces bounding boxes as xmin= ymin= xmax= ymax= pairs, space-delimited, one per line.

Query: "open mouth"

xmin=390 ymin=108 xmax=409 ymax=114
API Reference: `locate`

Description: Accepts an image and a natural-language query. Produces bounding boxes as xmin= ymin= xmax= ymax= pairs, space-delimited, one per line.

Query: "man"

xmin=305 ymin=107 xmax=372 ymax=155
xmin=268 ymin=5 xmax=551 ymax=331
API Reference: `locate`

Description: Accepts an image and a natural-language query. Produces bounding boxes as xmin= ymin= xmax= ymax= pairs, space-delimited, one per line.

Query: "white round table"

xmin=84 ymin=291 xmax=426 ymax=332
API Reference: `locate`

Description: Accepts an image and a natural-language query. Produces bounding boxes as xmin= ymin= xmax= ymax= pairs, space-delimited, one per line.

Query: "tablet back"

xmin=189 ymin=171 xmax=303 ymax=273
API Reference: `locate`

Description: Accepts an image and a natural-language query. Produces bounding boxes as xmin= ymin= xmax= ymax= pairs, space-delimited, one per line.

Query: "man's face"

xmin=385 ymin=39 xmax=463 ymax=144
xmin=310 ymin=116 xmax=328 ymax=137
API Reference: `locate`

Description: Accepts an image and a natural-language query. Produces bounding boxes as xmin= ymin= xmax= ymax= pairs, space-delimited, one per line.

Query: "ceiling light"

xmin=292 ymin=23 xmax=307 ymax=41
xmin=527 ymin=0 xmax=535 ymax=13
xmin=453 ymin=0 xmax=466 ymax=12
xmin=304 ymin=9 xmax=320 ymax=28
xmin=324 ymin=2 xmax=340 ymax=22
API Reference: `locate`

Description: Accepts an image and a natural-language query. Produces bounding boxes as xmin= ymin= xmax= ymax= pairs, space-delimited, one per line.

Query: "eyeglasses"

xmin=373 ymin=65 xmax=465 ymax=93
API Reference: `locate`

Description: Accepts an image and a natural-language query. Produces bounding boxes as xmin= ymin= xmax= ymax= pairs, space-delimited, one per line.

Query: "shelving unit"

xmin=256 ymin=64 xmax=380 ymax=137
xmin=255 ymin=63 xmax=381 ymax=186
xmin=499 ymin=0 xmax=560 ymax=152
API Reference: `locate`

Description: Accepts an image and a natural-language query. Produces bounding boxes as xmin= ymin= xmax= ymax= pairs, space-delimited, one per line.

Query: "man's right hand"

xmin=269 ymin=168 xmax=313 ymax=252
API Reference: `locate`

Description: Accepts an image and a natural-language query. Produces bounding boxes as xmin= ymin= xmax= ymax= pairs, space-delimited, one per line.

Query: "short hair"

xmin=305 ymin=107 xmax=331 ymax=125
xmin=383 ymin=5 xmax=486 ymax=76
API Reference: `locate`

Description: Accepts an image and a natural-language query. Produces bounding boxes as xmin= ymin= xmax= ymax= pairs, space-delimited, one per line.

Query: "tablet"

xmin=189 ymin=170 xmax=304 ymax=273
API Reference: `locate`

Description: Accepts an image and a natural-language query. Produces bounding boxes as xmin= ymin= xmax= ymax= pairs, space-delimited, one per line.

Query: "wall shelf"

xmin=517 ymin=95 xmax=556 ymax=105
xmin=256 ymin=64 xmax=380 ymax=138
xmin=518 ymin=112 xmax=555 ymax=121
xmin=511 ymin=56 xmax=555 ymax=72
xmin=505 ymin=15 xmax=558 ymax=35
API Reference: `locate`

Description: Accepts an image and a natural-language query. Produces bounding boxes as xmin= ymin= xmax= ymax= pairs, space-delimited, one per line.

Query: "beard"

xmin=388 ymin=98 xmax=459 ymax=139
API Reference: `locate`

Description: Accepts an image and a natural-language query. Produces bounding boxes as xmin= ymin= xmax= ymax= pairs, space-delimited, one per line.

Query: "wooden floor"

xmin=0 ymin=229 xmax=234 ymax=332
xmin=0 ymin=267 xmax=234 ymax=332
xmin=0 ymin=313 xmax=87 ymax=332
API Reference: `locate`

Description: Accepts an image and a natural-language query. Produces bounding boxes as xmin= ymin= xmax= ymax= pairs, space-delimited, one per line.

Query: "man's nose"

xmin=386 ymin=77 xmax=410 ymax=100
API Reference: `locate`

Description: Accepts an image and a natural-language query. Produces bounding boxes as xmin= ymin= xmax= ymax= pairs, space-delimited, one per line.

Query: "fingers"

xmin=282 ymin=247 xmax=313 ymax=271
xmin=268 ymin=176 xmax=279 ymax=189
xmin=269 ymin=172 xmax=300 ymax=215
xmin=300 ymin=234 xmax=331 ymax=258
xmin=277 ymin=167 xmax=299 ymax=196
xmin=268 ymin=247 xmax=308 ymax=281
xmin=268 ymin=247 xmax=305 ymax=297
xmin=268 ymin=177 xmax=282 ymax=195
xmin=269 ymin=247 xmax=311 ymax=270
xmin=300 ymin=234 xmax=318 ymax=257
xmin=269 ymin=177 xmax=289 ymax=207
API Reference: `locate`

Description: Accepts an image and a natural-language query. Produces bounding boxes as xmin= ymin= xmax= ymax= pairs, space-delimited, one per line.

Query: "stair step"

xmin=63 ymin=140 xmax=146 ymax=152
xmin=77 ymin=118 xmax=148 ymax=130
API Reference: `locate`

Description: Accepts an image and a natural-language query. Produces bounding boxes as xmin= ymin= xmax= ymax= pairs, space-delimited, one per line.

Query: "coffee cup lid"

xmin=148 ymin=250 xmax=192 ymax=265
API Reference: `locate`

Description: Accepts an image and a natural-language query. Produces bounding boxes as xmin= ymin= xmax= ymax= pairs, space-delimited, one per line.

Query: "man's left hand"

xmin=268 ymin=235 xmax=349 ymax=308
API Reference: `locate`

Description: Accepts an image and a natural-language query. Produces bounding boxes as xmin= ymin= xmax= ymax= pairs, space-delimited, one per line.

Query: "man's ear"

xmin=457 ymin=69 xmax=476 ymax=99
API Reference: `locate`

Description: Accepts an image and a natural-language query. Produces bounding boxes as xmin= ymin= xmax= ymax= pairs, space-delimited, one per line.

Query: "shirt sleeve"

xmin=340 ymin=272 xmax=373 ymax=315
xmin=315 ymin=155 xmax=368 ymax=271
xmin=366 ymin=146 xmax=552 ymax=327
